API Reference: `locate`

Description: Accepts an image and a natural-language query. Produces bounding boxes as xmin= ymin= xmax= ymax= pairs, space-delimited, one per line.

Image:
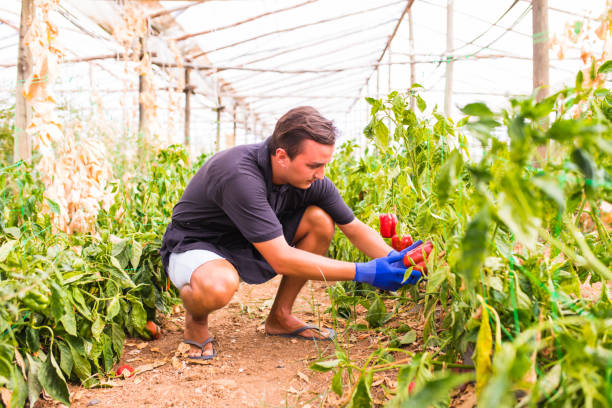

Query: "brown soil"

xmin=34 ymin=277 xmax=476 ymax=408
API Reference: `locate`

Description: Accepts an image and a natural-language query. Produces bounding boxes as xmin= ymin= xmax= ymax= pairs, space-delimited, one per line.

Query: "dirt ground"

xmin=34 ymin=277 xmax=477 ymax=408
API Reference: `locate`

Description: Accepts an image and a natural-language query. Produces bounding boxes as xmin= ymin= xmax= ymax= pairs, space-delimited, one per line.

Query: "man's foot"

xmin=265 ymin=313 xmax=333 ymax=340
xmin=183 ymin=312 xmax=214 ymax=358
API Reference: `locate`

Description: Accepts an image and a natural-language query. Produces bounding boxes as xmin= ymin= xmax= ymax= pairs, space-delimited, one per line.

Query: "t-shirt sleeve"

xmin=217 ymin=174 xmax=284 ymax=243
xmin=305 ymin=177 xmax=355 ymax=225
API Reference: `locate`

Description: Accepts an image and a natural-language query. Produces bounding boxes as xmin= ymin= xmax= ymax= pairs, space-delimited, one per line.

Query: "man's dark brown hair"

xmin=268 ymin=106 xmax=337 ymax=159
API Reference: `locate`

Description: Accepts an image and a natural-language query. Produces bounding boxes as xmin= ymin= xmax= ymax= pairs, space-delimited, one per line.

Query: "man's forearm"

xmin=339 ymin=219 xmax=392 ymax=259
xmin=271 ymin=246 xmax=357 ymax=281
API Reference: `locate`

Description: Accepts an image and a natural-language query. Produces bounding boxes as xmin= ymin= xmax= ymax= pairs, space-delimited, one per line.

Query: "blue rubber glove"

xmin=354 ymin=252 xmax=421 ymax=291
xmin=387 ymin=240 xmax=423 ymax=268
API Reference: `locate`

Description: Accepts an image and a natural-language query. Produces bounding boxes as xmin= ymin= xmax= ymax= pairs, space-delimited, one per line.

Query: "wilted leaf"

xmin=476 ymin=303 xmax=493 ymax=396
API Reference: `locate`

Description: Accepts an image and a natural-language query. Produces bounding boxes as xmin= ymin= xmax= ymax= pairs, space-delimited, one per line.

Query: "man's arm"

xmin=253 ymin=236 xmax=357 ymax=281
xmin=337 ymin=218 xmax=393 ymax=259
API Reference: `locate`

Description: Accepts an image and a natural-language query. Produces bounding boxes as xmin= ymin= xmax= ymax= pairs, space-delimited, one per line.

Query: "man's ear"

xmin=275 ymin=148 xmax=290 ymax=166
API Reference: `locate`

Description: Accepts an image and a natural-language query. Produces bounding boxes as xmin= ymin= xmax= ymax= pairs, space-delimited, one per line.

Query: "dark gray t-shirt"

xmin=160 ymin=138 xmax=355 ymax=283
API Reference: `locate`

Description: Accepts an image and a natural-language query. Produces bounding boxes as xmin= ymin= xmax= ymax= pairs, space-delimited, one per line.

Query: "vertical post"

xmin=138 ymin=35 xmax=147 ymax=143
xmin=232 ymin=103 xmax=237 ymax=147
xmin=215 ymin=95 xmax=222 ymax=152
xmin=184 ymin=67 xmax=191 ymax=147
xmin=533 ymin=0 xmax=549 ymax=102
xmin=444 ymin=0 xmax=454 ymax=117
xmin=14 ymin=0 xmax=33 ymax=163
xmin=408 ymin=8 xmax=416 ymax=111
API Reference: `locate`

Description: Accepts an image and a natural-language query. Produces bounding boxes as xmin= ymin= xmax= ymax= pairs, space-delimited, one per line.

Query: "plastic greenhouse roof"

xmin=0 ymin=0 xmax=608 ymax=154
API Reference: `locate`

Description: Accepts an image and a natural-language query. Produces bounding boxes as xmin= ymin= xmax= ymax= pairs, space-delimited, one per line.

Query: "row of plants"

xmin=323 ymin=62 xmax=612 ymax=407
xmin=0 ymin=143 xmax=203 ymax=407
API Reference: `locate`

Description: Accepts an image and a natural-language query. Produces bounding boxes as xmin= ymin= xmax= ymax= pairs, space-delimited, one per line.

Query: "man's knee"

xmin=190 ymin=260 xmax=239 ymax=309
xmin=304 ymin=206 xmax=335 ymax=240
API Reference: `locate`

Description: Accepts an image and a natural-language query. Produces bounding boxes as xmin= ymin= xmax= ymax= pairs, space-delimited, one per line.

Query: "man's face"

xmin=285 ymin=139 xmax=334 ymax=189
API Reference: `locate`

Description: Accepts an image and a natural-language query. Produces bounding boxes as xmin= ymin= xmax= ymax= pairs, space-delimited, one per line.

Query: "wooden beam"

xmin=14 ymin=0 xmax=32 ymax=163
xmin=190 ymin=0 xmax=405 ymax=58
xmin=149 ymin=0 xmax=206 ymax=19
xmin=175 ymin=0 xmax=318 ymax=42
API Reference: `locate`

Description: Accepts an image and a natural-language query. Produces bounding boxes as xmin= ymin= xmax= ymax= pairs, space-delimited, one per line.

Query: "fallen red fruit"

xmin=146 ymin=320 xmax=161 ymax=340
xmin=403 ymin=241 xmax=433 ymax=268
xmin=408 ymin=381 xmax=416 ymax=394
xmin=379 ymin=213 xmax=398 ymax=238
xmin=392 ymin=234 xmax=413 ymax=251
xmin=116 ymin=364 xmax=134 ymax=378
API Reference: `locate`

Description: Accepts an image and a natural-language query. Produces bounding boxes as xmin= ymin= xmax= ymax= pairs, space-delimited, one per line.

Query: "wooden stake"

xmin=14 ymin=0 xmax=32 ymax=163
xmin=138 ymin=36 xmax=147 ymax=141
xmin=533 ymin=0 xmax=549 ymax=102
xmin=215 ymin=95 xmax=223 ymax=152
xmin=184 ymin=67 xmax=191 ymax=147
xmin=444 ymin=0 xmax=454 ymax=117
xmin=232 ymin=103 xmax=237 ymax=147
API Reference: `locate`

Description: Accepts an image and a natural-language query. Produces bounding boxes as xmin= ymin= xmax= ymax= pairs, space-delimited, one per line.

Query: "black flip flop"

xmin=183 ymin=338 xmax=217 ymax=360
xmin=267 ymin=325 xmax=335 ymax=341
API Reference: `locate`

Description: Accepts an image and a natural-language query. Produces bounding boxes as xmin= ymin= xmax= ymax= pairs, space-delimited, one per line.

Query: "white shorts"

xmin=168 ymin=250 xmax=224 ymax=290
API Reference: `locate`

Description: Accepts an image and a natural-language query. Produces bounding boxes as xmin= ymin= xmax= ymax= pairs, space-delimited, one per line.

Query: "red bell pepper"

xmin=403 ymin=241 xmax=433 ymax=269
xmin=379 ymin=213 xmax=398 ymax=238
xmin=391 ymin=234 xmax=413 ymax=251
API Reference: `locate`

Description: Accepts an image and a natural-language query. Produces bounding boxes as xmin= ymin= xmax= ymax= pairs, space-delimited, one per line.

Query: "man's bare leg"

xmin=265 ymin=206 xmax=335 ymax=339
xmin=180 ymin=259 xmax=240 ymax=358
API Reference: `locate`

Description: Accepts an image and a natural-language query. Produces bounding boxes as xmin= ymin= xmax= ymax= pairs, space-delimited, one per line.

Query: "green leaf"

xmin=346 ymin=372 xmax=372 ymax=408
xmin=110 ymin=256 xmax=124 ymax=272
xmin=4 ymin=227 xmax=20 ymax=239
xmin=399 ymin=330 xmax=417 ymax=345
xmin=57 ymin=341 xmax=73 ymax=377
xmin=37 ymin=353 xmax=69 ymax=406
xmin=576 ymin=70 xmax=584 ymax=89
xmin=366 ymin=295 xmax=387 ymax=328
xmin=92 ymin=315 xmax=105 ymax=341
xmin=331 ymin=368 xmax=343 ymax=396
xmin=111 ymin=323 xmax=125 ymax=355
xmin=68 ymin=339 xmax=91 ymax=381
xmin=26 ymin=354 xmax=42 ymax=408
xmin=476 ymin=303 xmax=493 ymax=396
xmin=49 ymin=282 xmax=65 ymax=321
xmin=60 ymin=302 xmax=77 ymax=336
xmin=456 ymin=207 xmax=490 ymax=290
xmin=129 ymin=301 xmax=147 ymax=331
xmin=404 ymin=372 xmax=473 ymax=407
xmin=461 ymin=102 xmax=494 ymax=117
xmin=45 ymin=198 xmax=61 ymax=215
xmin=0 ymin=240 xmax=16 ymax=262
xmin=416 ymin=95 xmax=426 ymax=112
xmin=531 ymin=174 xmax=566 ymax=210
xmin=130 ymin=240 xmax=143 ymax=269
xmin=597 ymin=60 xmax=612 ymax=74
xmin=106 ymin=295 xmax=121 ymax=321
xmin=310 ymin=359 xmax=340 ymax=372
